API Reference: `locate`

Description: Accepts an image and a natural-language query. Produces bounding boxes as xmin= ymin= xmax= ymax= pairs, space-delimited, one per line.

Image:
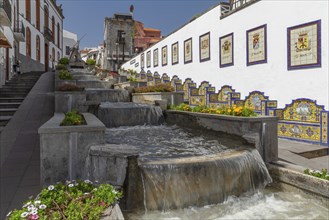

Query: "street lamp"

xmin=115 ymin=42 xmax=119 ymax=71
xmin=121 ymin=31 xmax=126 ymax=64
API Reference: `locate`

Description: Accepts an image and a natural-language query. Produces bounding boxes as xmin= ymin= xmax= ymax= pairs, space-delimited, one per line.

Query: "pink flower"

xmin=28 ymin=214 xmax=39 ymax=220
xmin=99 ymin=201 xmax=106 ymax=207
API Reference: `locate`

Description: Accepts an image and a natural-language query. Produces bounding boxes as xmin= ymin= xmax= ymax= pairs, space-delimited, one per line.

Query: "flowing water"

xmin=125 ymin=186 xmax=329 ymax=220
xmin=106 ymin=125 xmax=272 ymax=210
xmin=104 ymin=125 xmax=328 ymax=218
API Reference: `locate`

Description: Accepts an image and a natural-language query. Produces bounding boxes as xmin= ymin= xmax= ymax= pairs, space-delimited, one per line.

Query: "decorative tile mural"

xmin=146 ymin=51 xmax=151 ymax=68
xmin=218 ymin=85 xmax=234 ymax=102
xmin=321 ymin=112 xmax=328 ymax=144
xmin=171 ymin=75 xmax=182 ymax=87
xmin=162 ymin=46 xmax=168 ymax=66
xmin=220 ymin=33 xmax=234 ymax=68
xmin=132 ymin=69 xmax=328 ymax=146
xmin=247 ymin=24 xmax=267 ymax=66
xmin=287 ymin=20 xmax=321 ymax=70
xmin=278 ymin=122 xmax=321 ymax=142
xmin=141 ymin=53 xmax=145 ymax=68
xmin=183 ymin=78 xmax=193 ymax=101
xmin=161 ymin=73 xmax=170 ymax=84
xmin=198 ymin=81 xmax=210 ymax=95
xmin=244 ymin=91 xmax=269 ymax=113
xmin=153 ymin=48 xmax=158 ymax=67
xmin=172 ymin=42 xmax=179 ymax=65
xmin=282 ymin=99 xmax=324 ymax=123
xmin=199 ymin=32 xmax=210 ymax=62
xmin=184 ymin=38 xmax=193 ymax=64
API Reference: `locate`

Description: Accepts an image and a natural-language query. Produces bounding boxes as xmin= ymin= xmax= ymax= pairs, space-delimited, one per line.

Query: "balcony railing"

xmin=44 ymin=26 xmax=53 ymax=41
xmin=0 ymin=0 xmax=12 ymax=26
xmin=14 ymin=21 xmax=25 ymax=42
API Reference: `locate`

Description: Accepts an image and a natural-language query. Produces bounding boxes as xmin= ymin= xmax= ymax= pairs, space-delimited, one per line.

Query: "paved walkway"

xmin=0 ymin=71 xmax=328 ymax=218
xmin=0 ymin=72 xmax=54 ymax=219
xmin=278 ymin=138 xmax=329 ymax=171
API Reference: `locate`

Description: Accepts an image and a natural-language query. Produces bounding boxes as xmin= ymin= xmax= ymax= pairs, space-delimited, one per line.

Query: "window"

xmin=44 ymin=6 xmax=49 ymax=29
xmin=52 ymin=16 xmax=55 ymax=43
xmin=26 ymin=27 xmax=31 ymax=57
xmin=57 ymin=23 xmax=60 ymax=47
xmin=36 ymin=0 xmax=40 ymax=30
xmin=36 ymin=35 xmax=40 ymax=61
xmin=65 ymin=46 xmax=70 ymax=56
xmin=26 ymin=0 xmax=31 ymax=22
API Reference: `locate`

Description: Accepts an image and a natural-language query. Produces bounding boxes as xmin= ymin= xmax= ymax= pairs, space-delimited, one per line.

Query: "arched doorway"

xmin=45 ymin=43 xmax=49 ymax=72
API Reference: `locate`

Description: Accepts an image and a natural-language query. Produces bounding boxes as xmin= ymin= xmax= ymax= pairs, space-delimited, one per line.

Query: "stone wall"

xmin=19 ymin=53 xmax=45 ymax=73
xmin=165 ymin=110 xmax=278 ymax=163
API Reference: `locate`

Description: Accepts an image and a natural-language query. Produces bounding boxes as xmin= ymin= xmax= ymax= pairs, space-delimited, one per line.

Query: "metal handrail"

xmin=14 ymin=21 xmax=25 ymax=36
xmin=44 ymin=26 xmax=53 ymax=40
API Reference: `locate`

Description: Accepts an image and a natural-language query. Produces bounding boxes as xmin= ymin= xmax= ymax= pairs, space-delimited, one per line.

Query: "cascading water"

xmin=98 ymin=102 xmax=164 ymax=127
xmin=105 ymin=125 xmax=272 ymax=211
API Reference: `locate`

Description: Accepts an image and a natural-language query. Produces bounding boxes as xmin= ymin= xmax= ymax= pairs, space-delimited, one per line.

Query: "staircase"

xmin=0 ymin=72 xmax=43 ymax=132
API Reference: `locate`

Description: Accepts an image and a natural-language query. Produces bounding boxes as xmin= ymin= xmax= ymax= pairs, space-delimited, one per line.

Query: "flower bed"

xmin=6 ymin=180 xmax=122 ymax=220
xmin=60 ymin=110 xmax=86 ymax=126
xmin=170 ymin=103 xmax=257 ymax=117
xmin=304 ymin=168 xmax=329 ymax=180
xmin=134 ymin=83 xmax=174 ymax=93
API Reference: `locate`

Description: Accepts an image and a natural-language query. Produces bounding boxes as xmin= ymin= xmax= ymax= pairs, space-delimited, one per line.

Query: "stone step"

xmin=0 ymin=88 xmax=31 ymax=92
xmin=0 ymin=102 xmax=21 ymax=108
xmin=0 ymin=98 xmax=24 ymax=103
xmin=0 ymin=126 xmax=4 ymax=133
xmin=0 ymin=93 xmax=27 ymax=98
xmin=0 ymin=116 xmax=12 ymax=126
xmin=0 ymin=108 xmax=18 ymax=116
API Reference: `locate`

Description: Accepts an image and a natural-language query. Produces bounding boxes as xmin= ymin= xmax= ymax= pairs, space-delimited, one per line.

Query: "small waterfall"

xmin=98 ymin=102 xmax=164 ymax=127
xmin=139 ymin=148 xmax=272 ymax=211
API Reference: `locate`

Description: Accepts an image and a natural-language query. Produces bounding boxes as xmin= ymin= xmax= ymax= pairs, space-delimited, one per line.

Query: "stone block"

xmin=165 ymin=110 xmax=278 ymax=163
xmin=132 ymin=92 xmax=184 ymax=106
xmin=38 ymin=113 xmax=105 ymax=186
xmin=54 ymin=91 xmax=86 ymax=113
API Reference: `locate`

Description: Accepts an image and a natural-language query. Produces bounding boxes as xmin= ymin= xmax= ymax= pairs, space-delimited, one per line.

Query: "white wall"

xmin=122 ymin=0 xmax=329 ymax=109
xmin=19 ymin=0 xmax=63 ymax=67
xmin=63 ymin=29 xmax=77 ymax=58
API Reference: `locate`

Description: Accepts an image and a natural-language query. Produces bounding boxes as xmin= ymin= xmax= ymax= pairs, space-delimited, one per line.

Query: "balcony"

xmin=221 ymin=0 xmax=260 ymax=19
xmin=0 ymin=0 xmax=12 ymax=26
xmin=14 ymin=21 xmax=25 ymax=42
xmin=44 ymin=26 xmax=53 ymax=41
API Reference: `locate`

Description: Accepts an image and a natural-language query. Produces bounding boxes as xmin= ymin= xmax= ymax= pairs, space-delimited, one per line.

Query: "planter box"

xmin=165 ymin=110 xmax=278 ymax=163
xmin=77 ymin=80 xmax=113 ymax=89
xmin=114 ymin=81 xmax=147 ymax=90
xmin=39 ymin=113 xmax=106 ymax=186
xmin=132 ymin=92 xmax=184 ymax=107
xmin=55 ymin=79 xmax=77 ymax=90
xmin=54 ymin=91 xmax=86 ymax=113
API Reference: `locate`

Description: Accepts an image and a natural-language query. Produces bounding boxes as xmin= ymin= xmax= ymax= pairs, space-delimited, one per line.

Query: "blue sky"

xmin=57 ymin=0 xmax=225 ymax=49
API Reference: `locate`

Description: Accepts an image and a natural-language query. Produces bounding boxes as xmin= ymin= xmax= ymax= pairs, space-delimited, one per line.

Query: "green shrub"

xmin=60 ymin=110 xmax=85 ymax=126
xmin=304 ymin=168 xmax=329 ymax=180
xmin=127 ymin=76 xmax=137 ymax=82
xmin=170 ymin=104 xmax=258 ymax=117
xmin=57 ymin=84 xmax=84 ymax=92
xmin=59 ymin=57 xmax=69 ymax=65
xmin=58 ymin=70 xmax=73 ymax=80
xmin=6 ymin=180 xmax=122 ymax=220
xmin=86 ymin=59 xmax=96 ymax=66
xmin=55 ymin=64 xmax=67 ymax=70
xmin=134 ymin=84 xmax=174 ymax=93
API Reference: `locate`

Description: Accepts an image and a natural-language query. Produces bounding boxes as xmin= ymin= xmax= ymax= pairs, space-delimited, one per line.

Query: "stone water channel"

xmin=41 ymin=69 xmax=329 ymax=219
